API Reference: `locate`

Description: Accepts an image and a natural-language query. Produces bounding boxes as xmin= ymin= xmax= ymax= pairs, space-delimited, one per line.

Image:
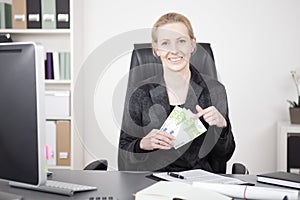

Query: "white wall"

xmin=75 ymin=0 xmax=300 ymax=173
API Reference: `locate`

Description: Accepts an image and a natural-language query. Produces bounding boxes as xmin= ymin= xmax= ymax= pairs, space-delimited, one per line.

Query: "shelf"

xmin=0 ymin=29 xmax=70 ymax=34
xmin=46 ymin=116 xmax=71 ymax=121
xmin=45 ymin=80 xmax=71 ymax=91
xmin=45 ymin=80 xmax=71 ymax=85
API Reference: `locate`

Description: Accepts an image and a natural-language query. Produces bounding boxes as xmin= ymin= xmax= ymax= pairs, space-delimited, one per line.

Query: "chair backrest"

xmin=129 ymin=43 xmax=217 ymax=87
xmin=232 ymin=163 xmax=249 ymax=174
xmin=83 ymin=160 xmax=108 ymax=171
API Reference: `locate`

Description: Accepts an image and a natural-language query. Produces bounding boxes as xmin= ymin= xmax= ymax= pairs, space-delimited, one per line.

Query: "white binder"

xmin=45 ymin=121 xmax=56 ymax=166
xmin=45 ymin=90 xmax=70 ymax=117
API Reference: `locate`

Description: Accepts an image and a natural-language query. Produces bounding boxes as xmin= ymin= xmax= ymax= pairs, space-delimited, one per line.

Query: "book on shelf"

xmin=56 ymin=0 xmax=69 ymax=29
xmin=1 ymin=0 xmax=70 ymax=30
xmin=64 ymin=51 xmax=70 ymax=80
xmin=41 ymin=0 xmax=56 ymax=29
xmin=45 ymin=52 xmax=54 ymax=79
xmin=26 ymin=0 xmax=42 ymax=29
xmin=52 ymin=51 xmax=60 ymax=80
xmin=0 ymin=2 xmax=12 ymax=29
xmin=59 ymin=51 xmax=66 ymax=79
xmin=257 ymin=171 xmax=300 ymax=189
xmin=45 ymin=51 xmax=70 ymax=80
xmin=58 ymin=52 xmax=70 ymax=80
xmin=12 ymin=0 xmax=27 ymax=29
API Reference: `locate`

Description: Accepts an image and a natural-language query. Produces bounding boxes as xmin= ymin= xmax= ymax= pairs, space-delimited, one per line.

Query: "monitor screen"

xmin=0 ymin=42 xmax=46 ymax=186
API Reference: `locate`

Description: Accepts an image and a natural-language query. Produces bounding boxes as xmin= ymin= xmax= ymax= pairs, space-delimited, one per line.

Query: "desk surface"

xmin=0 ymin=170 xmax=261 ymax=200
xmin=0 ymin=169 xmax=156 ymax=200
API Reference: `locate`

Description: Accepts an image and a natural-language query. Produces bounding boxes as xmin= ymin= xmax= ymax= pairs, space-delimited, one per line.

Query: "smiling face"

xmin=153 ymin=22 xmax=196 ymax=74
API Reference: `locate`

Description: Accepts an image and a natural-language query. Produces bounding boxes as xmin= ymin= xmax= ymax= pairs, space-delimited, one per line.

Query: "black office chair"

xmin=232 ymin=162 xmax=249 ymax=174
xmin=83 ymin=159 xmax=108 ymax=171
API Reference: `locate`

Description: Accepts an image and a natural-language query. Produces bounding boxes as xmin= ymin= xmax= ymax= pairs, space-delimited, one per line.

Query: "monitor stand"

xmin=0 ymin=191 xmax=23 ymax=200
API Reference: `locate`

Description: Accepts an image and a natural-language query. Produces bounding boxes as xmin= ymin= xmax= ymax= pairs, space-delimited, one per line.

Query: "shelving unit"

xmin=277 ymin=121 xmax=300 ymax=173
xmin=2 ymin=1 xmax=66 ymax=170
xmin=0 ymin=29 xmax=71 ymax=34
xmin=45 ymin=80 xmax=71 ymax=91
xmin=0 ymin=29 xmax=73 ymax=169
xmin=8 ymin=29 xmax=73 ymax=169
xmin=0 ymin=0 xmax=85 ymax=170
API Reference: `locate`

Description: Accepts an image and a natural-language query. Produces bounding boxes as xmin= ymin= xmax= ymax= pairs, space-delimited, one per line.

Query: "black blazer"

xmin=118 ymin=65 xmax=235 ymax=173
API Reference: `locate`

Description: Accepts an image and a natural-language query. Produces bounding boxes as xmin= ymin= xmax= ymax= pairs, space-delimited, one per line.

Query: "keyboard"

xmin=35 ymin=180 xmax=97 ymax=196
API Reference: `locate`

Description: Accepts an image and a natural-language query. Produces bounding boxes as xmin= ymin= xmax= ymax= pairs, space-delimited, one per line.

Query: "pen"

xmin=167 ymin=172 xmax=185 ymax=179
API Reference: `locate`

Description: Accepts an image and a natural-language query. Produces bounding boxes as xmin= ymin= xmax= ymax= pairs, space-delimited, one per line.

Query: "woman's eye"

xmin=161 ymin=41 xmax=168 ymax=46
xmin=179 ymin=39 xmax=186 ymax=44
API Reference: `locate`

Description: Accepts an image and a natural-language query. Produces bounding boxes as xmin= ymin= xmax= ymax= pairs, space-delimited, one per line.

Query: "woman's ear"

xmin=191 ymin=38 xmax=196 ymax=52
xmin=152 ymin=43 xmax=160 ymax=57
xmin=156 ymin=50 xmax=160 ymax=56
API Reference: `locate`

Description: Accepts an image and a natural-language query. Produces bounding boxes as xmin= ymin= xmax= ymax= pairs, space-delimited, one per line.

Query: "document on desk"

xmin=160 ymin=106 xmax=207 ymax=149
xmin=153 ymin=169 xmax=247 ymax=185
xmin=193 ymin=182 xmax=300 ymax=200
xmin=135 ymin=181 xmax=231 ymax=200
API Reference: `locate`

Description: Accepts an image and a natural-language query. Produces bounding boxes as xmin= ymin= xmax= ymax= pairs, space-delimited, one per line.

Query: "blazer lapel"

xmin=184 ymin=70 xmax=204 ymax=113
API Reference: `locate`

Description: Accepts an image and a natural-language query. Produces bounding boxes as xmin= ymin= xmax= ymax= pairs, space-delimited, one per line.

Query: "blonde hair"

xmin=152 ymin=12 xmax=195 ymax=44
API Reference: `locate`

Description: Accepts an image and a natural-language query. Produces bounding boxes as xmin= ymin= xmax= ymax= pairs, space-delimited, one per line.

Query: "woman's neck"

xmin=163 ymin=67 xmax=191 ymax=105
xmin=163 ymin=67 xmax=191 ymax=89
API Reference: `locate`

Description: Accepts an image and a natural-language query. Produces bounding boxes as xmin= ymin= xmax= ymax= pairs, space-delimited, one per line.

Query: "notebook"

xmin=257 ymin=171 xmax=300 ymax=189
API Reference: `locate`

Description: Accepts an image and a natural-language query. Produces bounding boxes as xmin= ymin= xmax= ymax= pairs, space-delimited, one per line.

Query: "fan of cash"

xmin=160 ymin=106 xmax=207 ymax=149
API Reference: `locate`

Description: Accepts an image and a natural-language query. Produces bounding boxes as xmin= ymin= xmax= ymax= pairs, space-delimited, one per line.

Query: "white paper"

xmin=193 ymin=182 xmax=300 ymax=200
xmin=154 ymin=169 xmax=247 ymax=185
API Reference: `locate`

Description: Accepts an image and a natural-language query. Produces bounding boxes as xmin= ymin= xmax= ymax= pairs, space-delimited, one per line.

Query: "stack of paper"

xmin=153 ymin=169 xmax=247 ymax=185
xmin=160 ymin=106 xmax=207 ymax=149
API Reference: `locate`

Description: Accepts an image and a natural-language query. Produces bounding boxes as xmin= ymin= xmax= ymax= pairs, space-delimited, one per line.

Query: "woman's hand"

xmin=195 ymin=105 xmax=227 ymax=128
xmin=140 ymin=129 xmax=175 ymax=150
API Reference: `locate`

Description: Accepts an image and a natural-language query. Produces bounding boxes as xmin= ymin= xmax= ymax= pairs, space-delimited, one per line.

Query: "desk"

xmin=0 ymin=169 xmax=156 ymax=200
xmin=0 ymin=170 xmax=274 ymax=200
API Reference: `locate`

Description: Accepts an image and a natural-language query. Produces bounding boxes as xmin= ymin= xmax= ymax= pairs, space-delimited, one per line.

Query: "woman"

xmin=118 ymin=12 xmax=235 ymax=172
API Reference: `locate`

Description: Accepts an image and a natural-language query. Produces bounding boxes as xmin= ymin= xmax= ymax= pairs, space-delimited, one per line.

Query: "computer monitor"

xmin=0 ymin=42 xmax=47 ymax=188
